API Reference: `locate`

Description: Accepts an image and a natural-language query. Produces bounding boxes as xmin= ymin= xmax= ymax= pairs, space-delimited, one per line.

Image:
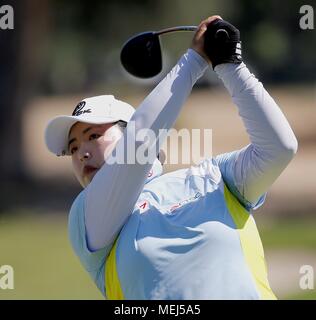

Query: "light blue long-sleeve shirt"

xmin=68 ymin=49 xmax=297 ymax=299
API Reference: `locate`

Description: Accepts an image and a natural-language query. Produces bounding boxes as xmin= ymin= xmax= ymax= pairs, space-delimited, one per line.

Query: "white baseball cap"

xmin=45 ymin=95 xmax=135 ymax=156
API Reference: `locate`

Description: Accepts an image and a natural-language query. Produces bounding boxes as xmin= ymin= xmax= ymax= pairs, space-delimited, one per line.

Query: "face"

xmin=68 ymin=122 xmax=123 ymax=188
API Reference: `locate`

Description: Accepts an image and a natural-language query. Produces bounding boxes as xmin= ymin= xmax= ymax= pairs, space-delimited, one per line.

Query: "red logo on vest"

xmin=138 ymin=200 xmax=149 ymax=214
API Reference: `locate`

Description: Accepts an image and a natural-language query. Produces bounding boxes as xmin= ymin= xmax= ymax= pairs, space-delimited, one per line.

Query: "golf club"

xmin=120 ymin=25 xmax=229 ymax=78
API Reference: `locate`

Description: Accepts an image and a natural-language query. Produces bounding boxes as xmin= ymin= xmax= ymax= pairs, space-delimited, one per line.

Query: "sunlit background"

xmin=0 ymin=0 xmax=315 ymax=300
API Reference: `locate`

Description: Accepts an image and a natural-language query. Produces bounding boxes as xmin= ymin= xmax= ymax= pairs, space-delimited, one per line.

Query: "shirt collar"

xmin=146 ymin=158 xmax=163 ymax=183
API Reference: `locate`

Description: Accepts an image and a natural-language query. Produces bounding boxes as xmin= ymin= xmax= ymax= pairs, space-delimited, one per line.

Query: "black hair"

xmin=115 ymin=120 xmax=128 ymax=132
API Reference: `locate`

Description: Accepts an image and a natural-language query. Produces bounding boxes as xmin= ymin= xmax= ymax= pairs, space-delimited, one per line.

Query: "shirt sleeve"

xmin=68 ymin=190 xmax=110 ymax=296
xmin=214 ymin=62 xmax=298 ymax=210
xmin=84 ymin=49 xmax=209 ymax=250
xmin=215 ymin=149 xmax=266 ymax=211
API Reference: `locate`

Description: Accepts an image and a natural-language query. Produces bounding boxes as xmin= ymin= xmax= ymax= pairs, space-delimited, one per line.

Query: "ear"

xmin=158 ymin=149 xmax=166 ymax=165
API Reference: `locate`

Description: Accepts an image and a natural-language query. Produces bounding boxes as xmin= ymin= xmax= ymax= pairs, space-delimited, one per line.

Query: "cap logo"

xmin=72 ymin=101 xmax=91 ymax=116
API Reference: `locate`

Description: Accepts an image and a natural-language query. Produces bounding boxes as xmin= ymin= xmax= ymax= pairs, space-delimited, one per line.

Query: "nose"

xmin=79 ymin=148 xmax=92 ymax=162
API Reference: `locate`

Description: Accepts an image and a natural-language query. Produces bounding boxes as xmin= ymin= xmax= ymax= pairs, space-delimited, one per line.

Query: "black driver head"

xmin=120 ymin=31 xmax=162 ymax=78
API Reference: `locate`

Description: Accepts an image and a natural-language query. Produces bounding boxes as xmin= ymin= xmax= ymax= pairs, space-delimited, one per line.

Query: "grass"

xmin=259 ymin=216 xmax=316 ymax=300
xmin=0 ymin=212 xmax=103 ymax=300
xmin=258 ymin=217 xmax=316 ymax=250
xmin=0 ymin=212 xmax=315 ymax=300
xmin=286 ymin=290 xmax=316 ymax=300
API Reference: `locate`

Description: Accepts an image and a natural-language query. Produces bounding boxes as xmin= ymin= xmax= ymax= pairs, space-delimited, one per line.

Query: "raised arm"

xmin=215 ymin=62 xmax=298 ymax=206
xmin=191 ymin=16 xmax=298 ymax=209
xmin=84 ymin=49 xmax=208 ymax=251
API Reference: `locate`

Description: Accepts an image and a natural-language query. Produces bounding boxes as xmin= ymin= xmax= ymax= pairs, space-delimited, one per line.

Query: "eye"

xmin=89 ymin=133 xmax=101 ymax=141
xmin=70 ymin=146 xmax=78 ymax=155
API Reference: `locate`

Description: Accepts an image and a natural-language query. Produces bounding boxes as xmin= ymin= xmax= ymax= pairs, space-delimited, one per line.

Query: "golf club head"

xmin=120 ymin=31 xmax=162 ymax=78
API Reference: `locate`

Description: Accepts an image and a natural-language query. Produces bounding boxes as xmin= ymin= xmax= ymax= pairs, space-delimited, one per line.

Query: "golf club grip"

xmin=215 ymin=29 xmax=229 ymax=40
xmin=204 ymin=27 xmax=229 ymax=46
xmin=203 ymin=28 xmax=229 ymax=60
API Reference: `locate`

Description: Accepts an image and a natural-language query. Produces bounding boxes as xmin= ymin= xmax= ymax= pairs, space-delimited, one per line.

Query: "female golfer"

xmin=45 ymin=16 xmax=297 ymax=299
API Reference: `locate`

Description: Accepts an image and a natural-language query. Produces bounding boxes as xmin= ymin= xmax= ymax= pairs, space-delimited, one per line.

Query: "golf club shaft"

xmin=155 ymin=26 xmax=197 ymax=36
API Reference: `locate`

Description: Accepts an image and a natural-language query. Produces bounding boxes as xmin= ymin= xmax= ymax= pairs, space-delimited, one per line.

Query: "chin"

xmin=82 ymin=171 xmax=98 ymax=187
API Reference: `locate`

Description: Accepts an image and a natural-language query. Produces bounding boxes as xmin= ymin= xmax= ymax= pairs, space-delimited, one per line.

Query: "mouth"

xmin=83 ymin=165 xmax=98 ymax=177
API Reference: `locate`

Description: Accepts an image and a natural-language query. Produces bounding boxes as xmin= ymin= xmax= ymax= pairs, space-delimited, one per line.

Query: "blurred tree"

xmin=233 ymin=0 xmax=316 ymax=82
xmin=0 ymin=0 xmax=51 ymax=197
xmin=42 ymin=0 xmax=161 ymax=94
xmin=39 ymin=0 xmax=316 ymax=94
xmin=0 ymin=0 xmax=315 ymax=210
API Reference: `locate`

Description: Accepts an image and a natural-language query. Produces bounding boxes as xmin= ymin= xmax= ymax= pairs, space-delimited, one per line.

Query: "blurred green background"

xmin=0 ymin=0 xmax=315 ymax=300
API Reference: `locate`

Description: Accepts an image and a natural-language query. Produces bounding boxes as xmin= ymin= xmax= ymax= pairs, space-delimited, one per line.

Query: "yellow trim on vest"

xmin=104 ymin=185 xmax=276 ymax=300
xmin=223 ymin=184 xmax=277 ymax=300
xmin=105 ymin=237 xmax=124 ymax=300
